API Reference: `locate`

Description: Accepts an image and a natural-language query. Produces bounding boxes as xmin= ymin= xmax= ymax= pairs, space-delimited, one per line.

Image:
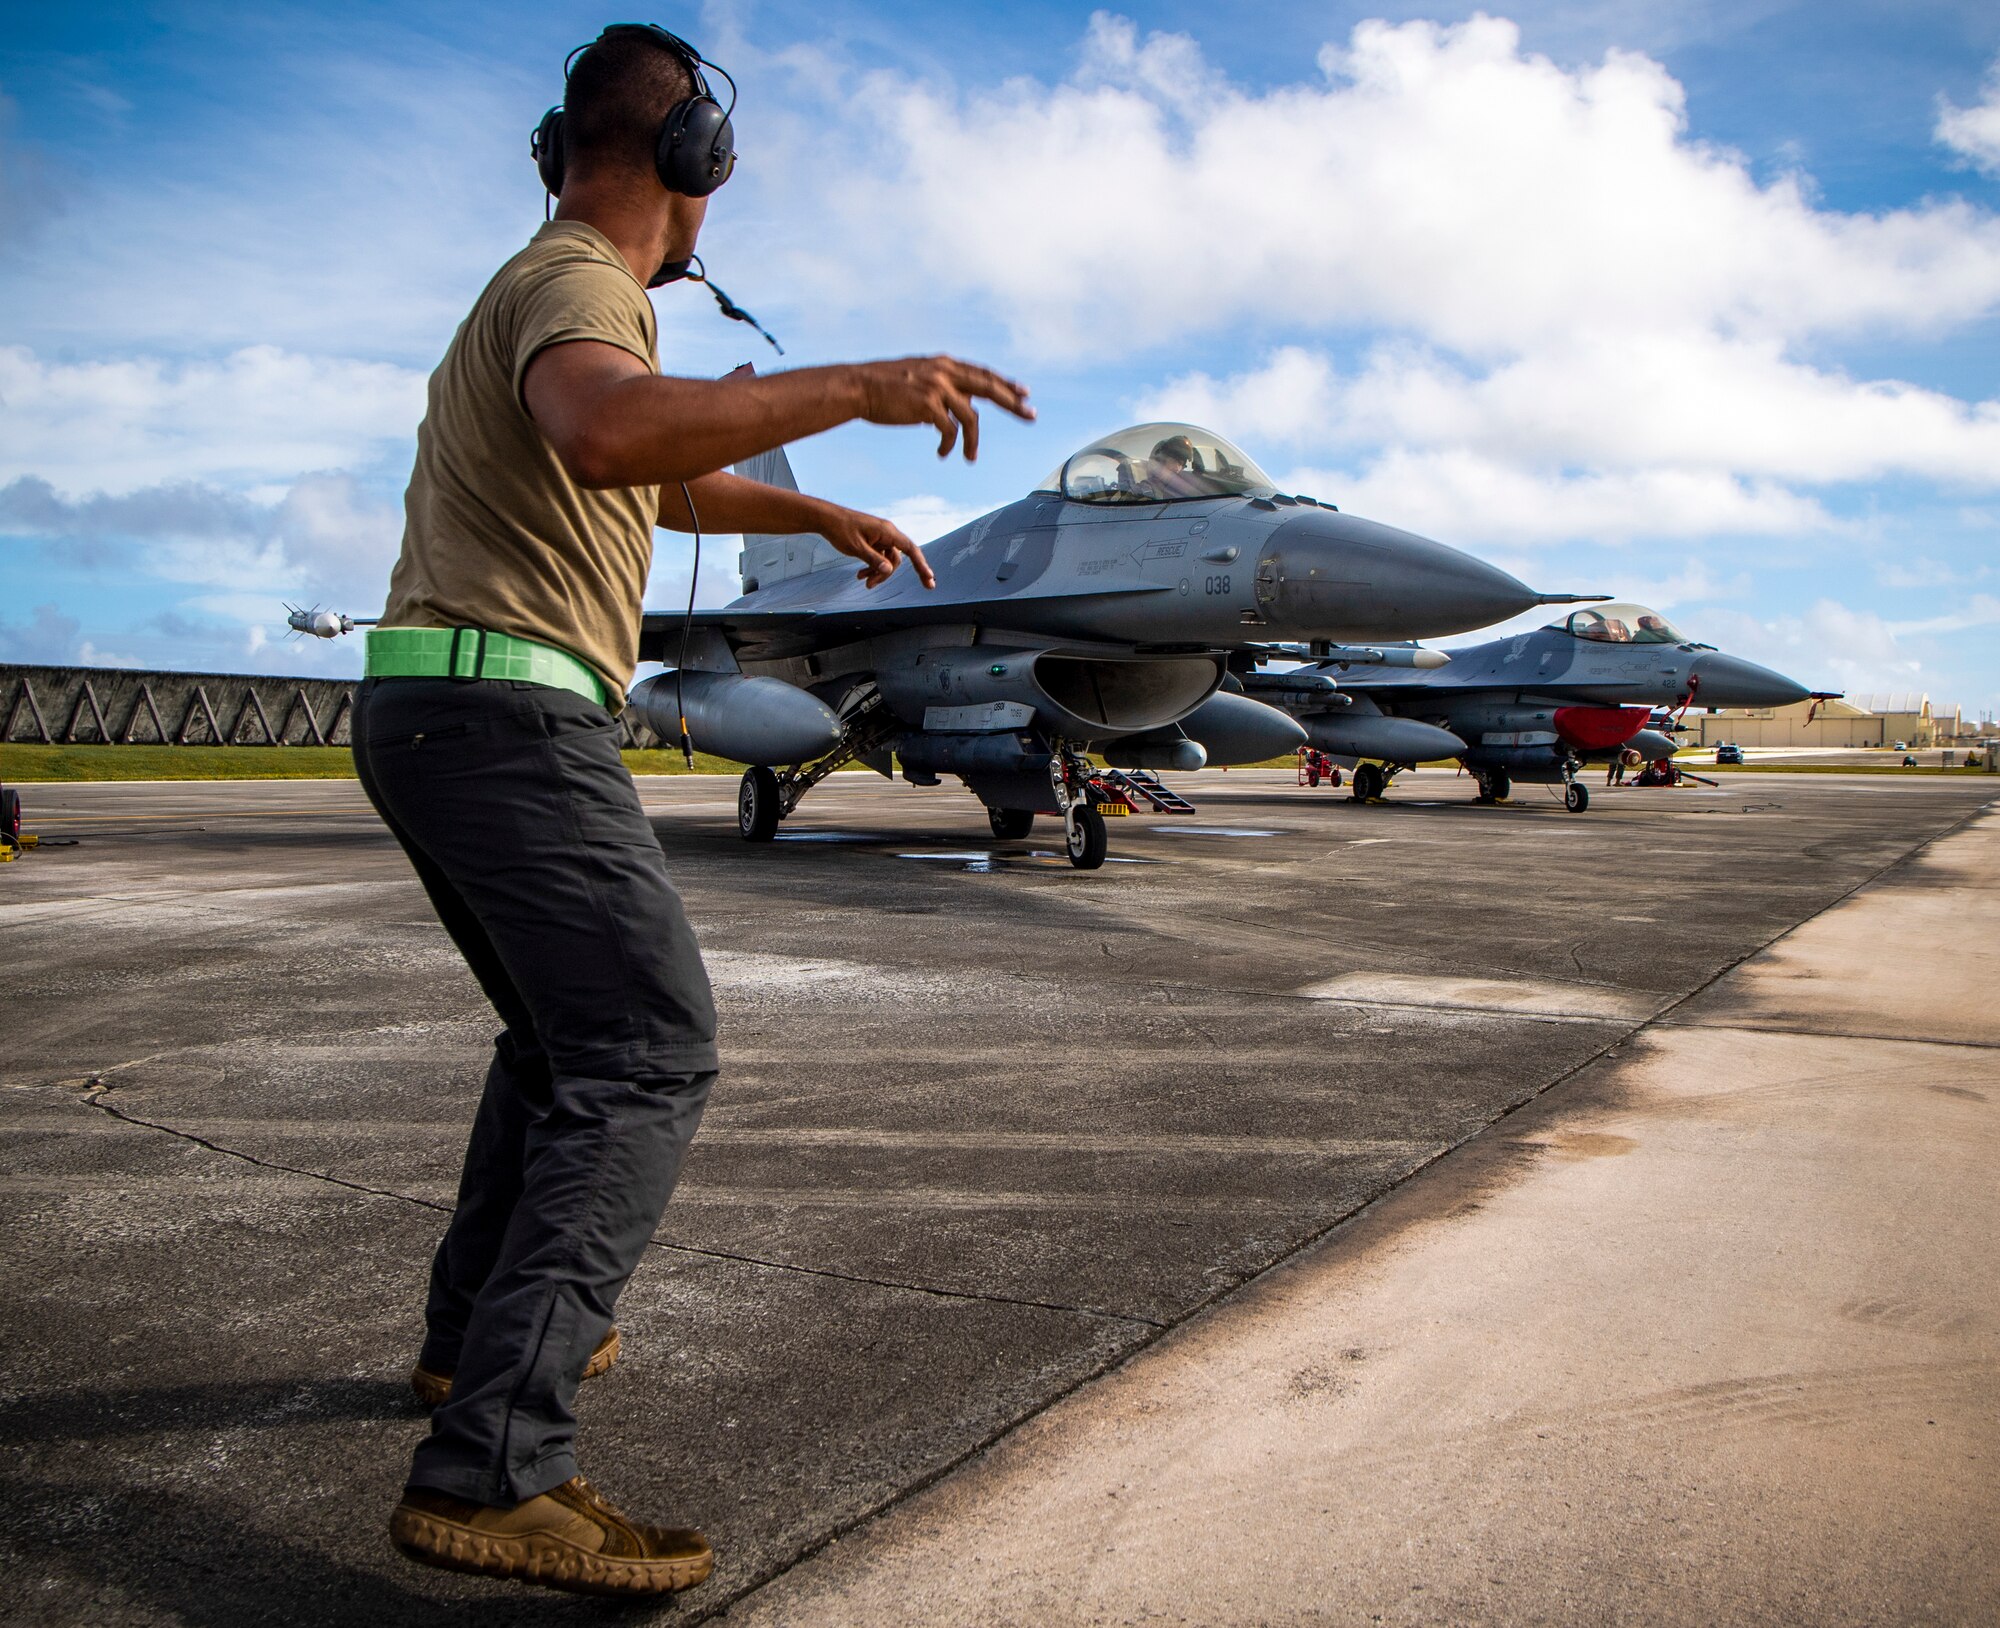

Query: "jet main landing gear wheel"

xmin=1064 ymin=804 xmax=1108 ymax=870
xmin=1564 ymin=779 xmax=1590 ymax=813
xmin=1351 ymin=761 xmax=1386 ymax=802
xmin=987 ymin=807 xmax=1035 ymax=841
xmin=738 ymin=766 xmax=782 ymax=842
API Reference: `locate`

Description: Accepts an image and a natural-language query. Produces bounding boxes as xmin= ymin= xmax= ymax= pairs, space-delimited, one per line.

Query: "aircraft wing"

xmin=637 ymin=600 xmax=967 ymax=663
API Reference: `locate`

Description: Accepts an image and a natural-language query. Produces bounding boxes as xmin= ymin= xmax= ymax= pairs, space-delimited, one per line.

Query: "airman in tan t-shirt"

xmin=380 ymin=221 xmax=660 ymax=706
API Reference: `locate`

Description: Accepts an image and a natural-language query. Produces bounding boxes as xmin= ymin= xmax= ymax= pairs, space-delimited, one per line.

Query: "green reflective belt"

xmin=364 ymin=626 xmax=607 ymax=706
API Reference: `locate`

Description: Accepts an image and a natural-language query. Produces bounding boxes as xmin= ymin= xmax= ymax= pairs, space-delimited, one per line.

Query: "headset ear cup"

xmin=533 ymin=106 xmax=566 ymax=196
xmin=657 ymin=96 xmax=734 ymax=197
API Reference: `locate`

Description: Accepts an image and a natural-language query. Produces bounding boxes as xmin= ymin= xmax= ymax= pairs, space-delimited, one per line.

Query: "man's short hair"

xmin=563 ymin=30 xmax=697 ymax=178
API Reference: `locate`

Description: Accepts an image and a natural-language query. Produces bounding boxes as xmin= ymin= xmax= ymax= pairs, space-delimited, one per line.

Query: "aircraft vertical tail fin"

xmin=734 ymin=444 xmax=799 ymax=494
xmin=732 ymin=442 xmax=850 ymax=592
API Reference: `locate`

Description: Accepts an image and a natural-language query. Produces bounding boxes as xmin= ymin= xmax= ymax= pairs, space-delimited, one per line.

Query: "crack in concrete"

xmin=74 ymin=1077 xmax=1161 ymax=1332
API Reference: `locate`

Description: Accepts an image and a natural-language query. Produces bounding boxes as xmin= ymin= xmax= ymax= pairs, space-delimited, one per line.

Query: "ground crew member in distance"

xmin=357 ymin=22 xmax=1031 ymax=1597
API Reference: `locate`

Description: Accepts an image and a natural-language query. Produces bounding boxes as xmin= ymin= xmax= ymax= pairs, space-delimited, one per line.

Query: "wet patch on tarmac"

xmin=1149 ymin=825 xmax=1285 ymax=838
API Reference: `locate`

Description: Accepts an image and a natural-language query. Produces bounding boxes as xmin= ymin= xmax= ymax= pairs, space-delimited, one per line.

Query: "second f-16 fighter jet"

xmin=625 ymin=422 xmax=1588 ymax=865
xmin=1239 ymin=601 xmax=1829 ymax=812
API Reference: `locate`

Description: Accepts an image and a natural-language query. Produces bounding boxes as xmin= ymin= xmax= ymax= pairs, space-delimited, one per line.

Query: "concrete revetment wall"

xmin=1 ymin=663 xmax=660 ymax=748
xmin=0 ymin=663 xmax=360 ymax=747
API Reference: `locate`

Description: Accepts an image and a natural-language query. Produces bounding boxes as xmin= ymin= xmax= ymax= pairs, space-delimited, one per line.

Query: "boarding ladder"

xmin=1095 ymin=768 xmax=1198 ymax=814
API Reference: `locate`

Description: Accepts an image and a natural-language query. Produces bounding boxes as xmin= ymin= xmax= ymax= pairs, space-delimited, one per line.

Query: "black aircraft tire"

xmin=1352 ymin=762 xmax=1386 ymax=802
xmin=1489 ymin=769 xmax=1512 ymax=802
xmin=738 ymin=766 xmax=782 ymax=842
xmin=1565 ymin=780 xmax=1590 ymax=813
xmin=988 ymin=806 xmax=1035 ymax=841
xmin=1065 ymin=805 xmax=1108 ymax=870
xmin=1 ymin=786 xmax=18 ymax=843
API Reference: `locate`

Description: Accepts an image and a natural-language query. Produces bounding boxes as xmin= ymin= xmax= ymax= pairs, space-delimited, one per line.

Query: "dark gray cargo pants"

xmin=352 ymin=676 xmax=717 ymax=1506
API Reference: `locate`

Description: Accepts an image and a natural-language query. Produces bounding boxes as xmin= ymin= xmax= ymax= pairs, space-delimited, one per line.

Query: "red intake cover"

xmin=1553 ymin=705 xmax=1651 ymax=751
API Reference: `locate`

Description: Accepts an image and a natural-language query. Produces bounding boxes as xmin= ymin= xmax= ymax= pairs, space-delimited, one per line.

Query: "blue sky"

xmin=3 ymin=1 xmax=1997 ymax=716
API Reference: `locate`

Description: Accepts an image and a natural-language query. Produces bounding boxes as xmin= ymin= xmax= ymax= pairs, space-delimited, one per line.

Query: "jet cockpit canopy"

xmin=1557 ymin=602 xmax=1687 ymax=645
xmin=1038 ymin=422 xmax=1277 ymax=505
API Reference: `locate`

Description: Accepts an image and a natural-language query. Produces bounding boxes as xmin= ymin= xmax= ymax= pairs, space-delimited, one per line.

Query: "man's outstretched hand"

xmin=854 ymin=356 xmax=1035 ymax=462
xmin=816 ymin=504 xmax=936 ymax=590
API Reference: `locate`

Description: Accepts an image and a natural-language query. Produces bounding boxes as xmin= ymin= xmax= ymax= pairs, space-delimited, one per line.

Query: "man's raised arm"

xmin=659 ymin=471 xmax=935 ymax=590
xmin=524 ymin=340 xmax=1033 ymax=490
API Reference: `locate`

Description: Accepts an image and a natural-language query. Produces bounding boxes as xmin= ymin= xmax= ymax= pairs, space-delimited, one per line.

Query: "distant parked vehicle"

xmin=1715 ymin=743 xmax=1744 ymax=765
xmin=1892 ymin=740 xmax=1907 ymax=751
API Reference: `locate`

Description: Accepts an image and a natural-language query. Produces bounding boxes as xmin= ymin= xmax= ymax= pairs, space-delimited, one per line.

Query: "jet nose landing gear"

xmin=1560 ymin=757 xmax=1590 ymax=813
xmin=1064 ymin=803 xmax=1108 ymax=869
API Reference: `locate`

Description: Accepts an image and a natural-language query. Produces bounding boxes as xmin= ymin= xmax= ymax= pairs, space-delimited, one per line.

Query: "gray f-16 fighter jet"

xmin=621 ymin=422 xmax=1587 ymax=865
xmin=1239 ymin=600 xmax=1829 ymax=812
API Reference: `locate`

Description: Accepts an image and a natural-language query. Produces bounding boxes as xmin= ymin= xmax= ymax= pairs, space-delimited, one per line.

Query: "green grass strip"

xmin=0 ymin=743 xmax=746 ymax=782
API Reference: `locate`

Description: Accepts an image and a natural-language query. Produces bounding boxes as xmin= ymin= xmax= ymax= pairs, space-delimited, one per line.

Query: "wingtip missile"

xmin=284 ymin=605 xmax=376 ymax=639
xmin=1251 ymin=641 xmax=1452 ymax=670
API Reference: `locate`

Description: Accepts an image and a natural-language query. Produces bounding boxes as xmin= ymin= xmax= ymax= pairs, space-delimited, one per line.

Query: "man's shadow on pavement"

xmin=0 ymin=1380 xmax=692 ymax=1625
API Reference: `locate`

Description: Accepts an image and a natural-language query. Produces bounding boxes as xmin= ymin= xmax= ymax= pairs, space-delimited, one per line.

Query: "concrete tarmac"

xmin=730 ymin=797 xmax=2000 ymax=1628
xmin=0 ymin=767 xmax=1993 ymax=1624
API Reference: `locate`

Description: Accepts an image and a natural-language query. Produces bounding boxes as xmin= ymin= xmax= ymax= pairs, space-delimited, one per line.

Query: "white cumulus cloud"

xmin=1691 ymin=599 xmax=1926 ymax=695
xmin=0 ymin=345 xmax=425 ymax=495
xmin=0 ymin=469 xmax=403 ymax=614
xmin=794 ymin=13 xmax=2000 ymax=357
xmin=755 ymin=13 xmax=2000 ymax=566
xmin=1937 ymin=57 xmax=2000 ymax=178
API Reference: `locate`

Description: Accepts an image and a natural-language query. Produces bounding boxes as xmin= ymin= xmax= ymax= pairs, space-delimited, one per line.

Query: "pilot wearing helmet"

xmin=1145 ymin=433 xmax=1206 ymax=498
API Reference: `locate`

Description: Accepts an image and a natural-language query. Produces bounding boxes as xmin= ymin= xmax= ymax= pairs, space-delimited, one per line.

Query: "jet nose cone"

xmin=1263 ymin=512 xmax=1536 ymax=641
xmin=1690 ymin=652 xmax=1811 ymax=709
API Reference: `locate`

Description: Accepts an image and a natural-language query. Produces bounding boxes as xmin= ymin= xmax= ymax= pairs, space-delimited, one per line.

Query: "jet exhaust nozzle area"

xmin=1258 ymin=513 xmax=1539 ymax=642
xmin=630 ymin=671 xmax=843 ymax=766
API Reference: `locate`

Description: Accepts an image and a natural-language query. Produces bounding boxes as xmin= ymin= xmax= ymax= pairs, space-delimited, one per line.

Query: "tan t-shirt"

xmin=379 ymin=221 xmax=660 ymax=708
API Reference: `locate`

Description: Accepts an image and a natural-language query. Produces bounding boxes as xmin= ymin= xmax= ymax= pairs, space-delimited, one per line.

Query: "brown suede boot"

xmin=410 ymin=1325 xmax=620 ymax=1408
xmin=389 ymin=1476 xmax=712 ymax=1596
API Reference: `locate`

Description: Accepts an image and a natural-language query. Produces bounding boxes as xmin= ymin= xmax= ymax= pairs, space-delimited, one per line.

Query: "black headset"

xmin=531 ymin=23 xmax=737 ymax=202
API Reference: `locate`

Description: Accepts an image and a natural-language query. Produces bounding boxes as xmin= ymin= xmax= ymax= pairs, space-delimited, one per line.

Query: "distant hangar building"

xmin=1692 ymin=693 xmax=1979 ymax=749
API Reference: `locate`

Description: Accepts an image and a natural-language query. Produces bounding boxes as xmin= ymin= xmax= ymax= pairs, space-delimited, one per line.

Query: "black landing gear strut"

xmin=1351 ymin=761 xmax=1405 ymax=803
xmin=736 ymin=689 xmax=898 ymax=843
